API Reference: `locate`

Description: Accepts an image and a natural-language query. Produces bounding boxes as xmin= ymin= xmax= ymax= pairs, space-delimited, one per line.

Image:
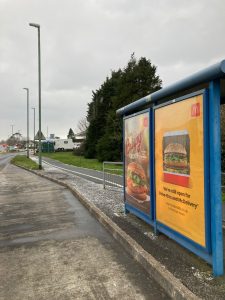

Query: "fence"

xmin=103 ymin=161 xmax=123 ymax=189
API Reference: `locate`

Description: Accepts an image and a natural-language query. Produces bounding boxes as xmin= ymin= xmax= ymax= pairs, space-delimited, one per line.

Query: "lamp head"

xmin=29 ymin=23 xmax=40 ymax=28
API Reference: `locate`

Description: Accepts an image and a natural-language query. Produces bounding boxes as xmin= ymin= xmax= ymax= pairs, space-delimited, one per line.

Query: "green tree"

xmin=67 ymin=128 xmax=75 ymax=140
xmin=85 ymin=55 xmax=162 ymax=161
xmin=85 ymin=70 xmax=122 ymax=158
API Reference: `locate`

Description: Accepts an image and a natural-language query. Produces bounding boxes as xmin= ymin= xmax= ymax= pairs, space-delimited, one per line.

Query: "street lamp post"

xmin=23 ymin=88 xmax=29 ymax=158
xmin=29 ymin=22 xmax=42 ymax=169
xmin=10 ymin=124 xmax=14 ymax=137
xmin=32 ymin=107 xmax=36 ymax=154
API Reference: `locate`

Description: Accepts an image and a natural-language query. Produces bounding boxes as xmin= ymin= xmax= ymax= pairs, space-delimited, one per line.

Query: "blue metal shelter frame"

xmin=118 ymin=60 xmax=225 ymax=277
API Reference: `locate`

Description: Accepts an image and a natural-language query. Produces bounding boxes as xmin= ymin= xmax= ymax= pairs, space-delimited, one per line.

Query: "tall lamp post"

xmin=32 ymin=107 xmax=36 ymax=154
xmin=29 ymin=22 xmax=42 ymax=169
xmin=23 ymin=88 xmax=29 ymax=158
xmin=10 ymin=124 xmax=14 ymax=137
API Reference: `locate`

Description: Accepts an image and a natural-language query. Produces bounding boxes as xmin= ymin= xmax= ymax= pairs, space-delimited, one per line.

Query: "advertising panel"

xmin=124 ymin=111 xmax=150 ymax=215
xmin=155 ymin=94 xmax=206 ymax=247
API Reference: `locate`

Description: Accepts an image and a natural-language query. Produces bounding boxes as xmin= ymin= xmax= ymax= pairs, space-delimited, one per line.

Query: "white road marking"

xmin=42 ymin=160 xmax=123 ymax=188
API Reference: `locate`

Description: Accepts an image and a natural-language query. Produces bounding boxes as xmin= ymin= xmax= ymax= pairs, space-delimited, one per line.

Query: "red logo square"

xmin=191 ymin=103 xmax=200 ymax=117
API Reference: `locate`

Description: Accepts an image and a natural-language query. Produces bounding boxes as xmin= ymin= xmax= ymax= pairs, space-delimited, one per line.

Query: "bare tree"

xmin=77 ymin=118 xmax=89 ymax=134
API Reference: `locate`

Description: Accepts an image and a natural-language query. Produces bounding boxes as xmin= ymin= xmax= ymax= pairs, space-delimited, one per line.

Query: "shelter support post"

xmin=209 ymin=80 xmax=224 ymax=276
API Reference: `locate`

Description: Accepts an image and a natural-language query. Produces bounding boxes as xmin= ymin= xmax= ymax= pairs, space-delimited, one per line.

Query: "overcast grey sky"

xmin=0 ymin=0 xmax=224 ymax=140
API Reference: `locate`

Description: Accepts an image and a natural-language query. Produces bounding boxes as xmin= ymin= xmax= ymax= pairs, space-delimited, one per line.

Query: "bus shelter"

xmin=117 ymin=60 xmax=225 ymax=276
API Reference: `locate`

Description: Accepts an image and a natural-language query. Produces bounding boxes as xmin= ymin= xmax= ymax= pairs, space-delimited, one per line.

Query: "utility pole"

xmin=10 ymin=124 xmax=14 ymax=137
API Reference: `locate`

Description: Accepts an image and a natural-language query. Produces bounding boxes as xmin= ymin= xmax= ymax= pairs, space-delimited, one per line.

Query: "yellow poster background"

xmin=155 ymin=95 xmax=206 ymax=247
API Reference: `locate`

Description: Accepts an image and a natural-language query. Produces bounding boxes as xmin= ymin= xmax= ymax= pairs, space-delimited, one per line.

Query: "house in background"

xmin=74 ymin=131 xmax=86 ymax=148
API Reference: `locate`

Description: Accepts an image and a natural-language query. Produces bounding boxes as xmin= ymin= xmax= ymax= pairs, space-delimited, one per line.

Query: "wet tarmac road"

xmin=0 ymin=153 xmax=15 ymax=171
xmin=41 ymin=156 xmax=123 ymax=187
xmin=0 ymin=158 xmax=168 ymax=299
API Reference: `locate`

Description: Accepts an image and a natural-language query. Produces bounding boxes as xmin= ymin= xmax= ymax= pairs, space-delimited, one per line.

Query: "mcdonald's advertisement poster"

xmin=124 ymin=112 xmax=150 ymax=214
xmin=155 ymin=94 xmax=206 ymax=247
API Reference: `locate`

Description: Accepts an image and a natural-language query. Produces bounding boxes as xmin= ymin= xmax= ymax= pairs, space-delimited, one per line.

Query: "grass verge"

xmin=42 ymin=152 xmax=123 ymax=175
xmin=222 ymin=193 xmax=225 ymax=202
xmin=11 ymin=155 xmax=39 ymax=170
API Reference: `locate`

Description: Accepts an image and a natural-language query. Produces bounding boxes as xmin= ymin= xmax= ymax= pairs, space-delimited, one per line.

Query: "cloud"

xmin=0 ymin=0 xmax=225 ymax=140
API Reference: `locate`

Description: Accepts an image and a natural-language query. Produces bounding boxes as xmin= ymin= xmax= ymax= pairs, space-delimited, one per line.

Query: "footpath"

xmin=25 ymin=159 xmax=225 ymax=299
xmin=0 ymin=162 xmax=168 ymax=300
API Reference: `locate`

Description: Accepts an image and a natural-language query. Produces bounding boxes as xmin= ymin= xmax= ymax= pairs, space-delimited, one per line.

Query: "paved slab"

xmin=0 ymin=162 xmax=168 ymax=299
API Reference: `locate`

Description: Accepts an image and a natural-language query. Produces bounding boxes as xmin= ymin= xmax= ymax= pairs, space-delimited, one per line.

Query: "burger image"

xmin=126 ymin=162 xmax=147 ymax=201
xmin=163 ymin=143 xmax=189 ymax=175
